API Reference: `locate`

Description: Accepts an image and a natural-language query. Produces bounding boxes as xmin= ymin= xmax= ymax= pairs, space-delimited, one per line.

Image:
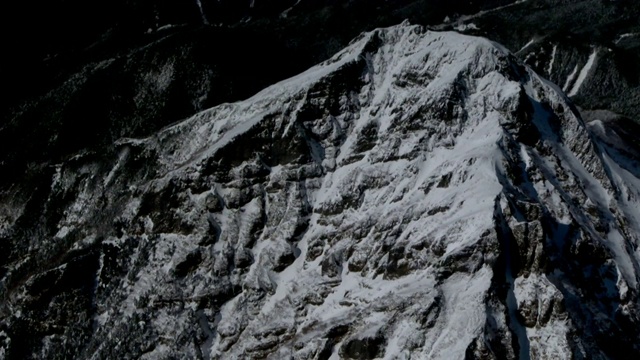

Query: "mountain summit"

xmin=1 ymin=24 xmax=639 ymax=359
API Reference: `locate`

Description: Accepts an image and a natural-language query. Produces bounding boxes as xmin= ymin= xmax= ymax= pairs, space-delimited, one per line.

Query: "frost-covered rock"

xmin=1 ymin=23 xmax=640 ymax=359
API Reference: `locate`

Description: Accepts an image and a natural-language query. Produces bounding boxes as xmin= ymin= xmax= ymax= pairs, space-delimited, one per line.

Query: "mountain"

xmin=5 ymin=0 xmax=639 ymax=193
xmin=0 ymin=0 xmax=517 ymax=187
xmin=2 ymin=24 xmax=640 ymax=359
xmin=439 ymin=0 xmax=640 ymax=126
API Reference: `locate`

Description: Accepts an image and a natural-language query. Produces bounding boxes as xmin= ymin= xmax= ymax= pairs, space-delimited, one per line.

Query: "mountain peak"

xmin=2 ymin=24 xmax=640 ymax=359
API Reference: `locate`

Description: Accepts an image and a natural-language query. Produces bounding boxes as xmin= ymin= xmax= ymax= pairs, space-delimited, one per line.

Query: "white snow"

xmin=562 ymin=64 xmax=579 ymax=92
xmin=434 ymin=0 xmax=529 ymax=31
xmin=423 ymin=267 xmax=493 ymax=358
xmin=103 ymin=147 xmax=129 ymax=187
xmin=518 ymin=38 xmax=536 ymax=53
xmin=454 ymin=22 xmax=479 ymax=32
xmin=607 ymin=229 xmax=638 ymax=288
xmin=280 ymin=0 xmax=301 ymax=18
xmin=568 ymin=49 xmax=597 ymax=96
xmin=546 ymin=44 xmax=557 ymax=74
xmin=615 ymin=32 xmax=640 ymax=44
xmin=194 ymin=0 xmax=209 ymax=25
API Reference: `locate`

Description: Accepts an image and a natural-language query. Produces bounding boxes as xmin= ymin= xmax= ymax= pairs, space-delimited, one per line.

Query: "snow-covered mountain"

xmin=5 ymin=1 xmax=638 ymax=191
xmin=1 ymin=24 xmax=640 ymax=359
xmin=441 ymin=0 xmax=640 ymax=124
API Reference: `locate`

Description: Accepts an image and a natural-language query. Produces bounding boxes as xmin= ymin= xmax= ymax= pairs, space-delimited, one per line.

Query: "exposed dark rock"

xmin=174 ymin=249 xmax=203 ymax=278
xmin=340 ymin=329 xmax=387 ymax=360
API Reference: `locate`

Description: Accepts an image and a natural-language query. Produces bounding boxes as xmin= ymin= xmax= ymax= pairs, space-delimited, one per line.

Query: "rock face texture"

xmin=1 ymin=24 xmax=640 ymax=359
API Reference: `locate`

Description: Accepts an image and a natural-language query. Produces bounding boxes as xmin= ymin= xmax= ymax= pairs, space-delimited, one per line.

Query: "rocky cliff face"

xmin=1 ymin=24 xmax=640 ymax=359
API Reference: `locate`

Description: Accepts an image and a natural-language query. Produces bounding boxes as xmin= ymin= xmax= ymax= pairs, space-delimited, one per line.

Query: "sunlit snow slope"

xmin=1 ymin=24 xmax=639 ymax=359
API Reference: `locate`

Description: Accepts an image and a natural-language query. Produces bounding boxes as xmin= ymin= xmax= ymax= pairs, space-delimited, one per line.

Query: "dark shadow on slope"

xmin=498 ymin=91 xmax=640 ymax=358
xmin=587 ymin=115 xmax=640 ymax=180
xmin=492 ymin=199 xmax=531 ymax=360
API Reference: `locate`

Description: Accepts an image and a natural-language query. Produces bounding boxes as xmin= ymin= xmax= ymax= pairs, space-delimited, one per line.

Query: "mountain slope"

xmin=442 ymin=0 xmax=640 ymax=123
xmin=4 ymin=0 xmax=639 ymax=196
xmin=1 ymin=24 xmax=640 ymax=359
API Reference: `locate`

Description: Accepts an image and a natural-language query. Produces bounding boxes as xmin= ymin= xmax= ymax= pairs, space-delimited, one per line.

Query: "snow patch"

xmin=454 ymin=23 xmax=479 ymax=32
xmin=568 ymin=49 xmax=597 ymax=96
xmin=518 ymin=38 xmax=536 ymax=53
xmin=562 ymin=64 xmax=579 ymax=92
xmin=546 ymin=44 xmax=557 ymax=75
xmin=194 ymin=0 xmax=209 ymax=25
xmin=615 ymin=32 xmax=640 ymax=44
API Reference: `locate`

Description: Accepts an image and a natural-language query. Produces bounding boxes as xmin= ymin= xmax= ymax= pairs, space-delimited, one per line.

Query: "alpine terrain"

xmin=1 ymin=23 xmax=640 ymax=359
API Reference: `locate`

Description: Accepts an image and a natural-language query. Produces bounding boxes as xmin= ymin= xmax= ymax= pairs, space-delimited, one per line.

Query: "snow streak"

xmin=568 ymin=49 xmax=597 ymax=96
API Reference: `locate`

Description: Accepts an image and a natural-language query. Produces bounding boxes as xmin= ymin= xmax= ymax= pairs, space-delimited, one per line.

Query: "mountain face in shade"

xmin=1 ymin=24 xmax=640 ymax=359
